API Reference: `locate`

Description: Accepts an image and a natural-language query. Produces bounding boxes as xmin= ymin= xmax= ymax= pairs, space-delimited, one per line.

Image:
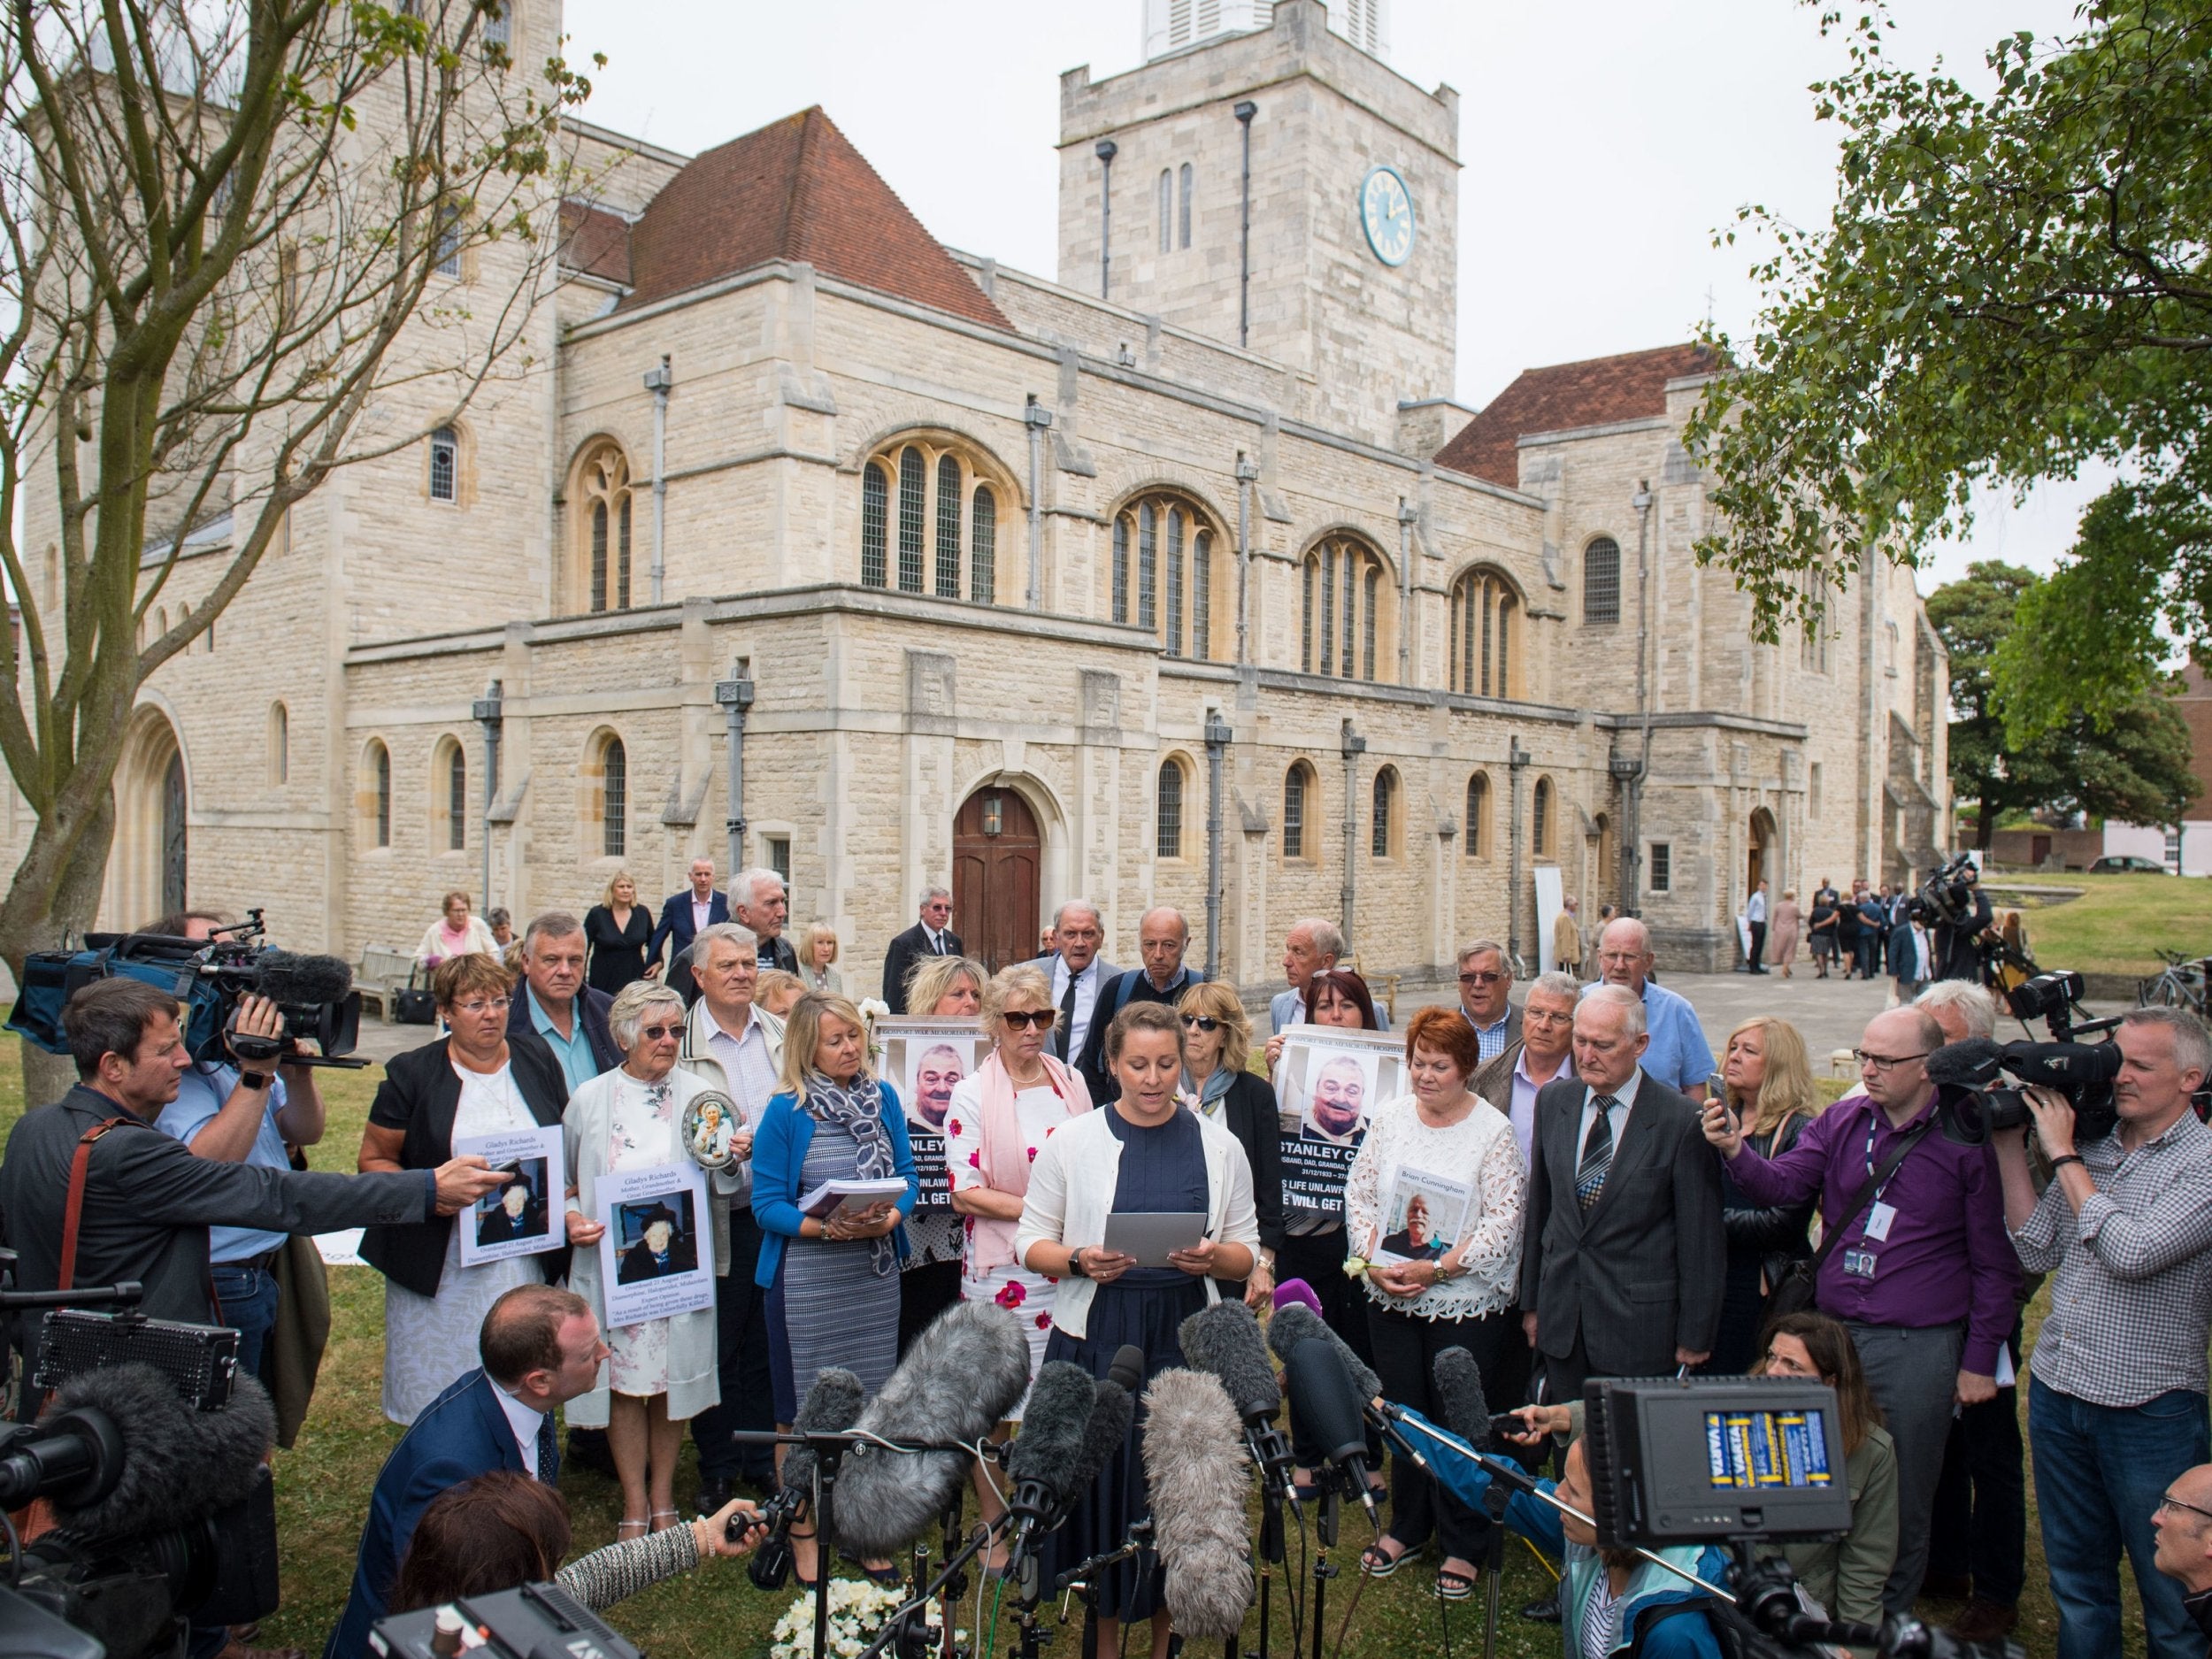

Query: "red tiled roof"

xmin=1435 ymin=342 xmax=1718 ymax=488
xmin=559 ymin=201 xmax=633 ymax=288
xmin=616 ymin=106 xmax=1009 ymax=330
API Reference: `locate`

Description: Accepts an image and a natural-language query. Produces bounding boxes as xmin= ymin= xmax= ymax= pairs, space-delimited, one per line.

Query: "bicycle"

xmin=2139 ymin=949 xmax=2212 ymax=1017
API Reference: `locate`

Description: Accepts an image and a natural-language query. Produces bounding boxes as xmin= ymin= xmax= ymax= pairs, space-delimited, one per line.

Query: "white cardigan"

xmin=1013 ymin=1105 xmax=1262 ymax=1340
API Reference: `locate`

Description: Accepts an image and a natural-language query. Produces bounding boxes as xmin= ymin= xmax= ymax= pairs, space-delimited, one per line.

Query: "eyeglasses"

xmin=637 ymin=1023 xmax=683 ymax=1041
xmin=1457 ymin=972 xmax=1506 ymax=987
xmin=2161 ymin=1493 xmax=2212 ymax=1525
xmin=1180 ymin=1015 xmax=1222 ymax=1032
xmin=1000 ymin=1010 xmax=1054 ymax=1031
xmin=1853 ymin=1049 xmax=1930 ymax=1071
xmin=452 ymin=997 xmax=511 ymax=1016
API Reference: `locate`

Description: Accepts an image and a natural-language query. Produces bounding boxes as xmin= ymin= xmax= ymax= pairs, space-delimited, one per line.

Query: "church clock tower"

xmin=1057 ymin=0 xmax=1459 ymax=450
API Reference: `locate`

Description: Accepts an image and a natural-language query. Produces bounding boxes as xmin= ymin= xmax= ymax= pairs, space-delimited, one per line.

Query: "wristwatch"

xmin=1064 ymin=1247 xmax=1090 ymax=1279
xmin=238 ymin=1070 xmax=274 ymax=1091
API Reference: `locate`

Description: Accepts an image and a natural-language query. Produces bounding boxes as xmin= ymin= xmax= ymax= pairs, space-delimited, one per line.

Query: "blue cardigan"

xmin=751 ymin=1080 xmax=920 ymax=1289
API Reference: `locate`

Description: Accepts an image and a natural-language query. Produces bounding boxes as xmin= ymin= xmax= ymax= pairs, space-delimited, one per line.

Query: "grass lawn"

xmin=1983 ymin=871 xmax=2212 ymax=979
xmin=0 ymin=1041 xmax=2131 ymax=1658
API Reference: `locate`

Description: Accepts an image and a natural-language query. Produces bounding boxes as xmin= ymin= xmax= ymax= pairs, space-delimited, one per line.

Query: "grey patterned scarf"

xmin=803 ymin=1071 xmax=899 ymax=1275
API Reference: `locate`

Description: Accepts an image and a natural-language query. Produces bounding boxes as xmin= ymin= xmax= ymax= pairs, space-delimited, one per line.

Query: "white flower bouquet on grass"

xmin=767 ymin=1579 xmax=965 ymax=1659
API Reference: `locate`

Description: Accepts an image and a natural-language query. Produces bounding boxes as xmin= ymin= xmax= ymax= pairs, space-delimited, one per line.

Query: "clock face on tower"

xmin=1359 ymin=165 xmax=1416 ymax=267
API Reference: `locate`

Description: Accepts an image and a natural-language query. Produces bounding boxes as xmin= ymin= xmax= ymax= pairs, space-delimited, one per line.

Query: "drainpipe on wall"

xmin=1094 ymin=140 xmax=1118 ymax=300
xmin=1203 ymin=710 xmax=1231 ymax=980
xmin=1629 ymin=479 xmax=1654 ymax=913
xmin=1234 ymin=101 xmax=1256 ymax=347
xmin=1234 ymin=451 xmax=1258 ymax=664
xmin=471 ymin=680 xmax=503 ymax=914
xmin=644 ymin=357 xmax=672 ymax=603
xmin=1396 ymin=496 xmax=1417 ymax=685
xmin=1508 ymin=735 xmax=1530 ymax=964
xmin=715 ymin=658 xmax=754 ymax=877
xmin=1025 ymin=396 xmax=1052 ymax=611
xmin=1340 ymin=718 xmax=1365 ymax=950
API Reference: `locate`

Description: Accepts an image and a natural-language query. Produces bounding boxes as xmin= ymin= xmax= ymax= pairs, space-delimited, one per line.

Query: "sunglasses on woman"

xmin=638 ymin=1022 xmax=684 ymax=1041
xmin=1000 ymin=1010 xmax=1054 ymax=1030
xmin=1179 ymin=1015 xmax=1222 ymax=1032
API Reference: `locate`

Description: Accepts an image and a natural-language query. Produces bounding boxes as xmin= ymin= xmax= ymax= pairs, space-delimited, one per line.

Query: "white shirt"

xmin=923 ymin=926 xmax=947 ymax=955
xmin=1576 ymin=1068 xmax=1644 ymax=1159
xmin=491 ymin=1379 xmax=548 ymax=1478
xmin=705 ymin=1004 xmax=779 ymax=1203
xmin=1906 ymin=924 xmax=1933 ymax=982
xmin=691 ymin=895 xmax=712 ymax=932
xmin=1051 ymin=956 xmax=1106 ymax=1059
xmin=1747 ymin=889 xmax=1768 ymax=924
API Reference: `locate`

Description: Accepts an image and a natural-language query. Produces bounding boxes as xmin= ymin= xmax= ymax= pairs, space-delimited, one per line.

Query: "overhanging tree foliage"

xmin=0 ymin=0 xmax=593 ymax=999
xmin=1685 ymin=1 xmax=2212 ymax=737
xmin=1926 ymin=559 xmax=2197 ymax=845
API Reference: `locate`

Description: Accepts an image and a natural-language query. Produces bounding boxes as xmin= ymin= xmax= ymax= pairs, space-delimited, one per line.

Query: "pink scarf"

xmin=970 ymin=1048 xmax=1091 ymax=1276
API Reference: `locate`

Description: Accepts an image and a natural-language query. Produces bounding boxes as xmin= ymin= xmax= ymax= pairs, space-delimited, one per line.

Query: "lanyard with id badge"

xmin=1845 ymin=1115 xmax=1925 ymax=1280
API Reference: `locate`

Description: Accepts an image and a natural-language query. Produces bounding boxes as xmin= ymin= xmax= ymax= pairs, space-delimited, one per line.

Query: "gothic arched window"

xmin=1110 ymin=491 xmax=1225 ymax=661
xmin=1300 ymin=534 xmax=1392 ymax=682
xmin=1584 ymin=536 xmax=1622 ymax=626
xmin=572 ymin=441 xmax=634 ymax=614
xmin=1449 ymin=566 xmax=1521 ymax=698
xmin=860 ymin=435 xmax=1015 ymax=605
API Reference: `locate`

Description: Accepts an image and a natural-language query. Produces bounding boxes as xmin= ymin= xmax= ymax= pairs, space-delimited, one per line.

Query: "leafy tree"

xmin=0 ymin=1 xmax=593 ymax=1084
xmin=1927 ymin=559 xmax=2199 ymax=845
xmin=1685 ymin=1 xmax=2212 ymax=736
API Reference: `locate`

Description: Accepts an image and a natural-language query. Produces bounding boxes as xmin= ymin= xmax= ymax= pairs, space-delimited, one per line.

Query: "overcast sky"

xmin=560 ymin=0 xmax=2097 ymax=590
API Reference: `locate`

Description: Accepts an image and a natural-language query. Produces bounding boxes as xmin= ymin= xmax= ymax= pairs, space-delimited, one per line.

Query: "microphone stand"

xmin=1237 ymin=1421 xmax=1293 ymax=1659
xmin=855 ymin=1510 xmax=1015 ymax=1659
xmin=1477 ymin=1475 xmax=1509 ymax=1659
xmin=1056 ymin=1520 xmax=1155 ymax=1659
xmin=1305 ymin=1463 xmax=1346 ymax=1659
xmin=1386 ymin=1415 xmax=1736 ymax=1604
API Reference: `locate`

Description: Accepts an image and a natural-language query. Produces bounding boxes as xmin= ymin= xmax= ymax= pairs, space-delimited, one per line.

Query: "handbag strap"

xmin=58 ymin=1117 xmax=133 ymax=1292
xmin=1806 ymin=1114 xmax=1932 ymax=1276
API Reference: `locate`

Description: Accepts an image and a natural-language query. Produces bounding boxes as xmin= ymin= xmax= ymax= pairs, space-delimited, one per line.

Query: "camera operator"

xmin=1703 ymin=1007 xmax=2019 ymax=1615
xmin=1993 ymin=1006 xmax=2212 ymax=1659
xmin=2150 ymin=1463 xmax=2212 ymax=1655
xmin=0 ymin=979 xmax=510 ymax=1373
xmin=144 ymin=911 xmax=326 ymax=1383
xmin=1933 ymin=862 xmax=1995 ymax=984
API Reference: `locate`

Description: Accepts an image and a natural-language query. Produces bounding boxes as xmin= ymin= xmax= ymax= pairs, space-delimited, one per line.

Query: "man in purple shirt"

xmin=1703 ymin=1005 xmax=2020 ymax=1615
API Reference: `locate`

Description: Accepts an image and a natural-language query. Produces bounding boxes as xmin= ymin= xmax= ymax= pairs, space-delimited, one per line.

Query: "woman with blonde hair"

xmin=750 ymin=992 xmax=918 ymax=1580
xmin=1174 ymin=980 xmax=1283 ymax=1307
xmin=905 ymin=954 xmax=984 ymax=1018
xmin=946 ymin=964 xmax=1093 ymax=1383
xmin=752 ymin=970 xmax=806 ymax=1018
xmin=584 ymin=871 xmax=653 ymax=995
xmin=1711 ymin=1016 xmax=1821 ymax=1372
xmin=562 ymin=980 xmax=723 ymax=1536
xmin=796 ymin=921 xmax=841 ymax=993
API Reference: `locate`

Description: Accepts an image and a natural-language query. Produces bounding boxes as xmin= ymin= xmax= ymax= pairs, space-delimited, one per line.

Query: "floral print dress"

xmin=947 ymin=1084 xmax=1065 ymax=1406
xmin=604 ymin=1073 xmax=680 ymax=1396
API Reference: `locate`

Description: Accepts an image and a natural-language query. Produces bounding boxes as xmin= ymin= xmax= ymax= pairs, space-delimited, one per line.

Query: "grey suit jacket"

xmin=1517 ymin=1069 xmax=1725 ymax=1376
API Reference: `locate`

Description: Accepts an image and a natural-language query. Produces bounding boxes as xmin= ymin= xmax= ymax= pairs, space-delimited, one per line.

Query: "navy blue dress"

xmin=1041 ymin=1107 xmax=1210 ymax=1623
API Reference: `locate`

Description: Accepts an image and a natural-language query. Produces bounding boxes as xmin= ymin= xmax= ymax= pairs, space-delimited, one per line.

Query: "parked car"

xmin=2089 ymin=855 xmax=2170 ymax=874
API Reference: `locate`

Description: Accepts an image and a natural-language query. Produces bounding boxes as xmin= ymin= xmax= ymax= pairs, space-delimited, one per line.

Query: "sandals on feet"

xmin=616 ymin=1519 xmax=649 ymax=1541
xmin=649 ymin=1510 xmax=681 ymax=1532
xmin=1360 ymin=1538 xmax=1410 ymax=1578
xmin=1435 ymin=1564 xmax=1477 ymax=1601
xmin=789 ymin=1528 xmax=819 ymax=1589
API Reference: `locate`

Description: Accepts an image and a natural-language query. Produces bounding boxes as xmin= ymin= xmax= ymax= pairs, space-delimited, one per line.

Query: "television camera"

xmin=0 ymin=1267 xmax=280 ymax=1659
xmin=1581 ymin=1375 xmax=2021 ymax=1659
xmin=5 ymin=909 xmax=366 ymax=1069
xmin=1927 ymin=968 xmax=2128 ymax=1147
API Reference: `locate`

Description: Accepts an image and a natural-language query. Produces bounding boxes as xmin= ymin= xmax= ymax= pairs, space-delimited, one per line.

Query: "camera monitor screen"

xmin=1584 ymin=1377 xmax=1853 ymax=1548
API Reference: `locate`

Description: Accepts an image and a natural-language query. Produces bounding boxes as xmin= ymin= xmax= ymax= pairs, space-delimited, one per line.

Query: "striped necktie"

xmin=1577 ymin=1097 xmax=1617 ymax=1212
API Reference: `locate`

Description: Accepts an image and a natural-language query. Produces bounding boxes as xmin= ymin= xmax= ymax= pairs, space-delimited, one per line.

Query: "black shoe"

xmin=1520 ymin=1591 xmax=1561 ymax=1624
xmin=696 ymin=1476 xmax=734 ymax=1515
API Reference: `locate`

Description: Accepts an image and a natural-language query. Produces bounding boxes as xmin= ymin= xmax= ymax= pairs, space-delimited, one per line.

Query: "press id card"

xmin=1864 ymin=1202 xmax=1898 ymax=1242
xmin=1842 ymin=1248 xmax=1878 ymax=1279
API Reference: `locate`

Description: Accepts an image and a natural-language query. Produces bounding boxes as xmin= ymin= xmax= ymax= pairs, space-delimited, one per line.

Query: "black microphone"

xmin=1002 ymin=1362 xmax=1097 ymax=1561
xmin=1177 ymin=1302 xmax=1295 ymax=1491
xmin=43 ymin=1363 xmax=275 ymax=1539
xmin=1924 ymin=1036 xmax=2003 ymax=1090
xmin=831 ymin=1301 xmax=1033 ymax=1559
xmin=1264 ymin=1298 xmax=1381 ymax=1400
xmin=1432 ymin=1347 xmax=1505 ymax=1454
xmin=1281 ymin=1337 xmax=1380 ymax=1529
xmin=1108 ymin=1342 xmax=1145 ymax=1395
xmin=1069 ymin=1376 xmax=1134 ymax=1498
xmin=750 ymin=1367 xmax=865 ymax=1589
xmin=1142 ymin=1369 xmax=1253 ymax=1640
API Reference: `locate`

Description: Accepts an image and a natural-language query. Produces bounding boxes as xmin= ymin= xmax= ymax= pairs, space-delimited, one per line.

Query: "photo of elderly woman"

xmin=616 ymin=1197 xmax=700 ymax=1283
xmin=475 ymin=1159 xmax=549 ymax=1246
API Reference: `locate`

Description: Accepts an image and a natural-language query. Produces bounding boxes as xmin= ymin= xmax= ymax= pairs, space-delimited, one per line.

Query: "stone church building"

xmin=65 ymin=0 xmax=1949 ymax=991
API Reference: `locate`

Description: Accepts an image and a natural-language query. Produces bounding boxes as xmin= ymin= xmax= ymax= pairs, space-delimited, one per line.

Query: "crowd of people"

xmin=3 ymin=862 xmax=2208 ymax=1659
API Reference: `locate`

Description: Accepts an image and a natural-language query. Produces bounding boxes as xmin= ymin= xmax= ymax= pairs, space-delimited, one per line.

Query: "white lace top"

xmin=1343 ymin=1092 xmax=1526 ymax=1321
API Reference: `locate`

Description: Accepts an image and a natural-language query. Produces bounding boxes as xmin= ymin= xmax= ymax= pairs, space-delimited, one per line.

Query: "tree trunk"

xmin=1973 ymin=800 xmax=1997 ymax=851
xmin=12 ymin=792 xmax=112 ymax=1110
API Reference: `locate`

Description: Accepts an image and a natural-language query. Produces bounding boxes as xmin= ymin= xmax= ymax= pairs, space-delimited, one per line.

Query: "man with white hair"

xmin=1271 ymin=917 xmax=1391 ymax=1034
xmin=1029 ymin=900 xmax=1122 ymax=1064
xmin=1587 ymin=916 xmax=1712 ymax=1101
xmin=1077 ymin=906 xmax=1204 ymax=1102
xmin=732 ymin=867 xmax=798 ymax=974
xmin=880 ymin=886 xmax=964 ymax=1015
xmin=1520 ymin=985 xmax=1724 ymax=1403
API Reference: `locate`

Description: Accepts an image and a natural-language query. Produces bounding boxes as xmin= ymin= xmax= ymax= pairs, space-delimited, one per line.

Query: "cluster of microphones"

xmin=741 ymin=1284 xmax=1526 ymax=1650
